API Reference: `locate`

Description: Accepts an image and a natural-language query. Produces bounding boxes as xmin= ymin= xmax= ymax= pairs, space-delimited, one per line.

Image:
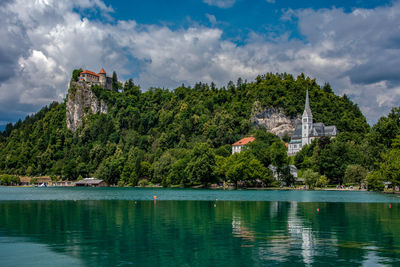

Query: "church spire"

xmin=303 ymin=88 xmax=312 ymax=117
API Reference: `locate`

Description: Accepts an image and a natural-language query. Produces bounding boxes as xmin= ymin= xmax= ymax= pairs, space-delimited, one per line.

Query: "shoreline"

xmin=3 ymin=185 xmax=400 ymax=194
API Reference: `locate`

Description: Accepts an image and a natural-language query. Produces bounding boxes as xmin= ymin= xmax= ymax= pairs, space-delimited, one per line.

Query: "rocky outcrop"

xmin=251 ymin=101 xmax=300 ymax=138
xmin=66 ymin=81 xmax=107 ymax=132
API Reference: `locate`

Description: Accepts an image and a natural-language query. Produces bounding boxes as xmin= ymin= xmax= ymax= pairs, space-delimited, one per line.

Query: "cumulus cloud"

xmin=291 ymin=4 xmax=400 ymax=122
xmin=1 ymin=0 xmax=400 ymax=124
xmin=203 ymin=0 xmax=236 ymax=9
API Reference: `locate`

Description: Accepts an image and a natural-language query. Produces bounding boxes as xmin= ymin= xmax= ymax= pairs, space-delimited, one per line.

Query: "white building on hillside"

xmin=288 ymin=89 xmax=337 ymax=155
xmin=232 ymin=136 xmax=255 ymax=154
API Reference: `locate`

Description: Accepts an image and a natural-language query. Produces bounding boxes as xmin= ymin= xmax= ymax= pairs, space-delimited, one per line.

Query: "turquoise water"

xmin=1 ymin=187 xmax=400 ymax=202
xmin=0 ymin=188 xmax=399 ymax=266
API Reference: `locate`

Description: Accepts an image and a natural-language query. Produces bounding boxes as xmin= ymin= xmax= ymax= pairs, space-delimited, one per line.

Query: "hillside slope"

xmin=0 ymin=73 xmax=370 ymax=185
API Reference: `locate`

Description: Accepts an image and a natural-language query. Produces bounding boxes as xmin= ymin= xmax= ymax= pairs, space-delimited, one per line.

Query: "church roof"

xmin=232 ymin=136 xmax=255 ymax=146
xmin=291 ymin=124 xmax=302 ymax=139
xmin=324 ymin=125 xmax=337 ymax=135
xmin=312 ymin=123 xmax=325 ymax=136
xmin=99 ymin=68 xmax=106 ymax=74
xmin=291 ymin=122 xmax=338 ymax=140
xmin=303 ymin=88 xmax=312 ymax=117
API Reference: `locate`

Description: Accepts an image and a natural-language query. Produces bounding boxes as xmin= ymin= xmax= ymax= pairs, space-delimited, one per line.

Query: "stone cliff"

xmin=251 ymin=101 xmax=300 ymax=138
xmin=66 ymin=81 xmax=107 ymax=132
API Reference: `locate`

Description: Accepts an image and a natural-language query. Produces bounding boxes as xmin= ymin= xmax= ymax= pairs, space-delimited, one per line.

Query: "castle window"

xmin=303 ymin=118 xmax=307 ymax=122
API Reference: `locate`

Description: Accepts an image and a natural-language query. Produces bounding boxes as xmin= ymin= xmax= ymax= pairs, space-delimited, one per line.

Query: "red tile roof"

xmin=232 ymin=136 xmax=255 ymax=146
xmin=99 ymin=68 xmax=106 ymax=74
xmin=81 ymin=70 xmax=99 ymax=77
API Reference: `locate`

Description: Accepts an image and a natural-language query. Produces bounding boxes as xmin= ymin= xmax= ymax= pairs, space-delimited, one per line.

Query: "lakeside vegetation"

xmin=0 ymin=72 xmax=399 ymax=191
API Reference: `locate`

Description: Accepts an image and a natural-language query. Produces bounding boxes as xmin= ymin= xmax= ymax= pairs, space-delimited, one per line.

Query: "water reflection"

xmin=287 ymin=202 xmax=316 ymax=265
xmin=0 ymin=201 xmax=399 ymax=266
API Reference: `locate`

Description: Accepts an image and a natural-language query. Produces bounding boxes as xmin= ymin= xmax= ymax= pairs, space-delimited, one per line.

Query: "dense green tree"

xmin=0 ymin=174 xmax=20 ymax=185
xmin=225 ymin=151 xmax=273 ymax=187
xmin=316 ymin=175 xmax=329 ymax=188
xmin=302 ymin=169 xmax=320 ymax=189
xmin=152 ymin=151 xmax=175 ymax=185
xmin=344 ymin=164 xmax=368 ymax=186
xmin=280 ymin=165 xmax=296 ymax=186
xmin=72 ymin=68 xmax=83 ymax=82
xmin=366 ymin=171 xmax=385 ymax=191
xmin=185 ymin=143 xmax=217 ymax=186
xmin=316 ymin=138 xmax=362 ymax=184
xmin=94 ymin=154 xmax=124 ymax=185
xmin=380 ymin=149 xmax=400 ymax=188
xmin=112 ymin=71 xmax=119 ymax=92
xmin=294 ymin=141 xmax=317 ymax=170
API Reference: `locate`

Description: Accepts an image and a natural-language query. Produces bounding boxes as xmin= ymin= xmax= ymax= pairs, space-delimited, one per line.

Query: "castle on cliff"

xmin=287 ymin=89 xmax=337 ymax=155
xmin=79 ymin=68 xmax=113 ymax=90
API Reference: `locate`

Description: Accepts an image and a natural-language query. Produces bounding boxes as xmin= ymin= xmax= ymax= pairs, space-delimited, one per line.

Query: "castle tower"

xmin=302 ymin=88 xmax=313 ymax=146
xmin=99 ymin=68 xmax=106 ymax=87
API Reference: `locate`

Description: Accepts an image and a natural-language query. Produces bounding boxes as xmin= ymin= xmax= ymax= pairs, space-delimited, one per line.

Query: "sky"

xmin=0 ymin=0 xmax=399 ymax=129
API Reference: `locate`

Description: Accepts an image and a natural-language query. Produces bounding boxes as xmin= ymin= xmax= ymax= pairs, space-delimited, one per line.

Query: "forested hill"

xmin=0 ymin=73 xmax=373 ymax=187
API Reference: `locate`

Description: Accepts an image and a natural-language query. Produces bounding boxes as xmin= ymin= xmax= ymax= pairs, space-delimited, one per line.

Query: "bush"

xmin=316 ymin=175 xmax=329 ymax=188
xmin=366 ymin=171 xmax=385 ymax=191
xmin=0 ymin=175 xmax=20 ymax=186
xmin=138 ymin=179 xmax=149 ymax=187
xmin=302 ymin=169 xmax=320 ymax=189
xmin=72 ymin=68 xmax=83 ymax=82
xmin=344 ymin=164 xmax=367 ymax=186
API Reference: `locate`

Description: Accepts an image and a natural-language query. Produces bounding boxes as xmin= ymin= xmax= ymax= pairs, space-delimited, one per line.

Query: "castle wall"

xmin=79 ymin=71 xmax=113 ymax=90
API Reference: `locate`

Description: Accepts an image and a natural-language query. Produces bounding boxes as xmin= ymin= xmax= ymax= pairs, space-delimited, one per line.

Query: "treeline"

xmin=0 ymin=72 xmax=381 ymax=188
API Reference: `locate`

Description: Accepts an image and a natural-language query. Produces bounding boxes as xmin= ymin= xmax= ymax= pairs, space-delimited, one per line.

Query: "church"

xmin=287 ymin=89 xmax=337 ymax=155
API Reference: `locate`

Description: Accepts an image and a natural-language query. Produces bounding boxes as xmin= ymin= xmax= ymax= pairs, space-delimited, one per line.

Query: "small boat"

xmin=40 ymin=183 xmax=47 ymax=187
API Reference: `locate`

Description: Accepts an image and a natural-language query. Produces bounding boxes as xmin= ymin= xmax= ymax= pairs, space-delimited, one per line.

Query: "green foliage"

xmin=380 ymin=149 xmax=400 ymax=187
xmin=224 ymin=151 xmax=273 ymax=187
xmin=94 ymin=149 xmax=124 ymax=185
xmin=294 ymin=141 xmax=317 ymax=169
xmin=280 ymin=165 xmax=296 ymax=186
xmin=185 ymin=143 xmax=217 ymax=186
xmin=316 ymin=175 xmax=329 ymax=188
xmin=302 ymin=169 xmax=320 ymax=189
xmin=138 ymin=179 xmax=150 ymax=187
xmin=72 ymin=68 xmax=83 ymax=82
xmin=0 ymin=174 xmax=20 ymax=186
xmin=112 ymin=71 xmax=119 ymax=92
xmin=366 ymin=171 xmax=385 ymax=191
xmin=0 ymin=72 xmax=374 ymax=188
xmin=344 ymin=164 xmax=368 ymax=186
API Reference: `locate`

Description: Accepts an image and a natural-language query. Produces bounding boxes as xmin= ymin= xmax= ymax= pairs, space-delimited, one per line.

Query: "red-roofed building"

xmin=232 ymin=136 xmax=255 ymax=154
xmin=79 ymin=68 xmax=113 ymax=90
xmin=80 ymin=70 xmax=100 ymax=82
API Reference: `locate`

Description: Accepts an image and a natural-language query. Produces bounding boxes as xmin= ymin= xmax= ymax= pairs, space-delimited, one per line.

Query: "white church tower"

xmin=302 ymin=89 xmax=313 ymax=146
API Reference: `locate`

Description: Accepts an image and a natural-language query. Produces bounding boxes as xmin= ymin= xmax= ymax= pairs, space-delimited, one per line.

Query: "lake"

xmin=0 ymin=188 xmax=399 ymax=266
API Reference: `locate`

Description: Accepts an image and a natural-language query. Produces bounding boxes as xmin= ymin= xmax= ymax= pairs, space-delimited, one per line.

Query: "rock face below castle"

xmin=251 ymin=101 xmax=300 ymax=138
xmin=66 ymin=81 xmax=107 ymax=132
